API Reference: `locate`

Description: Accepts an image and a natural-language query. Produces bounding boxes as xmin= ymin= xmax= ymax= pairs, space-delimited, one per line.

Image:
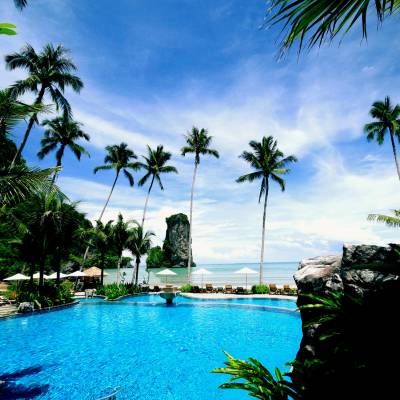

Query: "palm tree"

xmin=364 ymin=97 xmax=400 ymax=181
xmin=127 ymin=225 xmax=154 ymax=285
xmin=87 ymin=220 xmax=114 ymax=285
xmin=112 ymin=213 xmax=135 ymax=286
xmin=0 ymin=165 xmax=60 ymax=207
xmin=38 ymin=115 xmax=90 ymax=183
xmin=0 ymin=89 xmax=46 ymax=137
xmin=14 ymin=0 xmax=28 ymax=9
xmin=5 ymin=43 xmax=83 ymax=166
xmin=268 ymin=0 xmax=400 ymax=54
xmin=236 ymin=136 xmax=297 ymax=284
xmin=181 ymin=127 xmax=219 ymax=282
xmin=138 ymin=145 xmax=178 ymax=226
xmin=94 ymin=143 xmax=140 ymax=221
xmin=368 ymin=210 xmax=400 ymax=228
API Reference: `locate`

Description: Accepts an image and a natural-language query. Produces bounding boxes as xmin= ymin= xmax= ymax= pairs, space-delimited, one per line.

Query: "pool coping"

xmin=0 ymin=300 xmax=79 ymax=320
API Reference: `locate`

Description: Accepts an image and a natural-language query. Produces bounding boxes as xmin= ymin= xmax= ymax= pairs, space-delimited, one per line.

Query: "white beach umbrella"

xmin=4 ymin=273 xmax=29 ymax=281
xmin=156 ymin=268 xmax=177 ymax=284
xmin=234 ymin=267 xmax=258 ymax=290
xmin=47 ymin=272 xmax=68 ymax=279
xmin=192 ymin=268 xmax=212 ymax=289
xmin=32 ymin=272 xmax=49 ymax=280
xmin=68 ymin=270 xmax=87 ymax=278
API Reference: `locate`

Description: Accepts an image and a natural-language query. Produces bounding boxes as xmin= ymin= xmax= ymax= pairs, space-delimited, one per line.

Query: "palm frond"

xmin=368 ymin=210 xmax=400 ymax=228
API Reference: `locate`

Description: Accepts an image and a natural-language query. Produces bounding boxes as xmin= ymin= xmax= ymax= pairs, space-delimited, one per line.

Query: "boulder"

xmin=18 ymin=302 xmax=34 ymax=313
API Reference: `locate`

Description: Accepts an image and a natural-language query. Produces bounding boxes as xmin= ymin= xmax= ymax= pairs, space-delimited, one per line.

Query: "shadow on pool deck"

xmin=0 ymin=366 xmax=49 ymax=399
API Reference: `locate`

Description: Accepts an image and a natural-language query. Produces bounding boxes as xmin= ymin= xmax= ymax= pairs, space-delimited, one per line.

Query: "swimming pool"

xmin=122 ymin=294 xmax=298 ymax=310
xmin=0 ymin=300 xmax=301 ymax=400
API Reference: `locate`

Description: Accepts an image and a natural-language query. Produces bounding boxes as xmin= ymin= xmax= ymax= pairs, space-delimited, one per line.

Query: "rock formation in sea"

xmin=146 ymin=213 xmax=194 ymax=268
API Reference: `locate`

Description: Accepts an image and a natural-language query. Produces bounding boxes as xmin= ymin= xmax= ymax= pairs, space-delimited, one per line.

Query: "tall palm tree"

xmin=127 ymin=225 xmax=154 ymax=285
xmin=14 ymin=0 xmax=28 ymax=9
xmin=138 ymin=145 xmax=178 ymax=226
xmin=236 ymin=136 xmax=297 ymax=284
xmin=93 ymin=143 xmax=140 ymax=221
xmin=112 ymin=213 xmax=135 ymax=286
xmin=5 ymin=43 xmax=83 ymax=166
xmin=364 ymin=97 xmax=400 ymax=181
xmin=368 ymin=210 xmax=400 ymax=228
xmin=268 ymin=0 xmax=400 ymax=54
xmin=87 ymin=220 xmax=114 ymax=285
xmin=38 ymin=115 xmax=90 ymax=183
xmin=181 ymin=127 xmax=219 ymax=282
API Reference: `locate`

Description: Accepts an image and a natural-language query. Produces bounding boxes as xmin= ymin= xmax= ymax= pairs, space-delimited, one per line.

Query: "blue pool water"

xmin=122 ymin=294 xmax=298 ymax=309
xmin=0 ymin=300 xmax=301 ymax=400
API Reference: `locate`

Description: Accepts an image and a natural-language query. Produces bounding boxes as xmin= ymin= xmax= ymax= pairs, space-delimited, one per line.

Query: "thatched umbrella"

xmin=83 ymin=267 xmax=109 ymax=277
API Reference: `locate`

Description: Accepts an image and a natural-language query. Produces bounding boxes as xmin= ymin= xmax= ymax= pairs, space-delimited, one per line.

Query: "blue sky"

xmin=1 ymin=0 xmax=399 ymax=263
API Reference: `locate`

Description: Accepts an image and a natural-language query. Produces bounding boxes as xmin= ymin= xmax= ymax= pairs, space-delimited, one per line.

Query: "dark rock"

xmin=147 ymin=213 xmax=194 ymax=268
xmin=18 ymin=302 xmax=34 ymax=313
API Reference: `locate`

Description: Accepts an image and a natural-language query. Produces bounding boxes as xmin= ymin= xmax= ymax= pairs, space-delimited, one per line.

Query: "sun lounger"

xmin=224 ymin=285 xmax=233 ymax=294
xmin=192 ymin=285 xmax=200 ymax=293
xmin=217 ymin=287 xmax=224 ymax=293
xmin=235 ymin=286 xmax=245 ymax=294
xmin=205 ymin=283 xmax=214 ymax=293
xmin=153 ymin=285 xmax=160 ymax=292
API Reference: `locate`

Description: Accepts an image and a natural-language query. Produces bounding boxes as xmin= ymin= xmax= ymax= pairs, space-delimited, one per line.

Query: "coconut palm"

xmin=268 ymin=0 xmax=400 ymax=54
xmin=5 ymin=43 xmax=83 ymax=166
xmin=38 ymin=115 xmax=90 ymax=184
xmin=93 ymin=143 xmax=140 ymax=221
xmin=236 ymin=136 xmax=297 ymax=284
xmin=0 ymin=88 xmax=46 ymax=138
xmin=112 ymin=213 xmax=135 ymax=286
xmin=181 ymin=127 xmax=219 ymax=282
xmin=87 ymin=220 xmax=114 ymax=285
xmin=0 ymin=165 xmax=59 ymax=207
xmin=138 ymin=145 xmax=178 ymax=226
xmin=364 ymin=97 xmax=400 ymax=181
xmin=127 ymin=225 xmax=154 ymax=285
xmin=368 ymin=210 xmax=400 ymax=228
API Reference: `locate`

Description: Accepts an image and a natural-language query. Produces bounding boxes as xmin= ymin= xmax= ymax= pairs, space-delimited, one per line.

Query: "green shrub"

xmin=180 ymin=284 xmax=193 ymax=293
xmin=96 ymin=283 xmax=140 ymax=299
xmin=251 ymin=284 xmax=270 ymax=294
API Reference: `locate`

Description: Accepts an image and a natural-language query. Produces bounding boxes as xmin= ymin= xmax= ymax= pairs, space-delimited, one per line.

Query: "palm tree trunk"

xmin=52 ymin=148 xmax=64 ymax=185
xmin=141 ymin=175 xmax=155 ymax=227
xmin=389 ymin=131 xmax=400 ymax=181
xmin=82 ymin=171 xmax=120 ymax=266
xmin=10 ymin=87 xmax=45 ymax=168
xmin=134 ymin=256 xmax=140 ymax=286
xmin=187 ymin=162 xmax=198 ymax=283
xmin=259 ymin=180 xmax=269 ymax=285
xmin=99 ymin=171 xmax=120 ymax=221
xmin=116 ymin=254 xmax=122 ymax=286
xmin=100 ymin=252 xmax=105 ymax=285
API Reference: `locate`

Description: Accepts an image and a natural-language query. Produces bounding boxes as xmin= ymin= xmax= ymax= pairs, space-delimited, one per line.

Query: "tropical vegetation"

xmin=138 ymin=145 xmax=177 ymax=226
xmin=364 ymin=96 xmax=400 ymax=181
xmin=236 ymin=136 xmax=297 ymax=284
xmin=268 ymin=0 xmax=400 ymax=54
xmin=181 ymin=127 xmax=219 ymax=282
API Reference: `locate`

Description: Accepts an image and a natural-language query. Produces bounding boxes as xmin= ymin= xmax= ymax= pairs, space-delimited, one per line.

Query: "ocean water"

xmin=0 ymin=301 xmax=301 ymax=399
xmin=104 ymin=262 xmax=299 ymax=287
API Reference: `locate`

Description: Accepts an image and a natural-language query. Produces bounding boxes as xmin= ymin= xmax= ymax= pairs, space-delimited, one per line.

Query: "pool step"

xmin=0 ymin=305 xmax=18 ymax=318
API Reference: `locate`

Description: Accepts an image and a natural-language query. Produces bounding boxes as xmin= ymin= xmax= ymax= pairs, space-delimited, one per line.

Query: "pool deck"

xmin=180 ymin=293 xmax=297 ymax=301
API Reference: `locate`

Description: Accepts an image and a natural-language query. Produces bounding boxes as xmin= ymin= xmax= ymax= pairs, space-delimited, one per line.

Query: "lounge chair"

xmin=192 ymin=285 xmax=200 ymax=293
xmin=153 ymin=285 xmax=160 ymax=292
xmin=235 ymin=286 xmax=245 ymax=294
xmin=205 ymin=283 xmax=214 ymax=293
xmin=224 ymin=284 xmax=233 ymax=294
xmin=217 ymin=287 xmax=224 ymax=293
xmin=269 ymin=283 xmax=279 ymax=294
xmin=0 ymin=295 xmax=11 ymax=306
